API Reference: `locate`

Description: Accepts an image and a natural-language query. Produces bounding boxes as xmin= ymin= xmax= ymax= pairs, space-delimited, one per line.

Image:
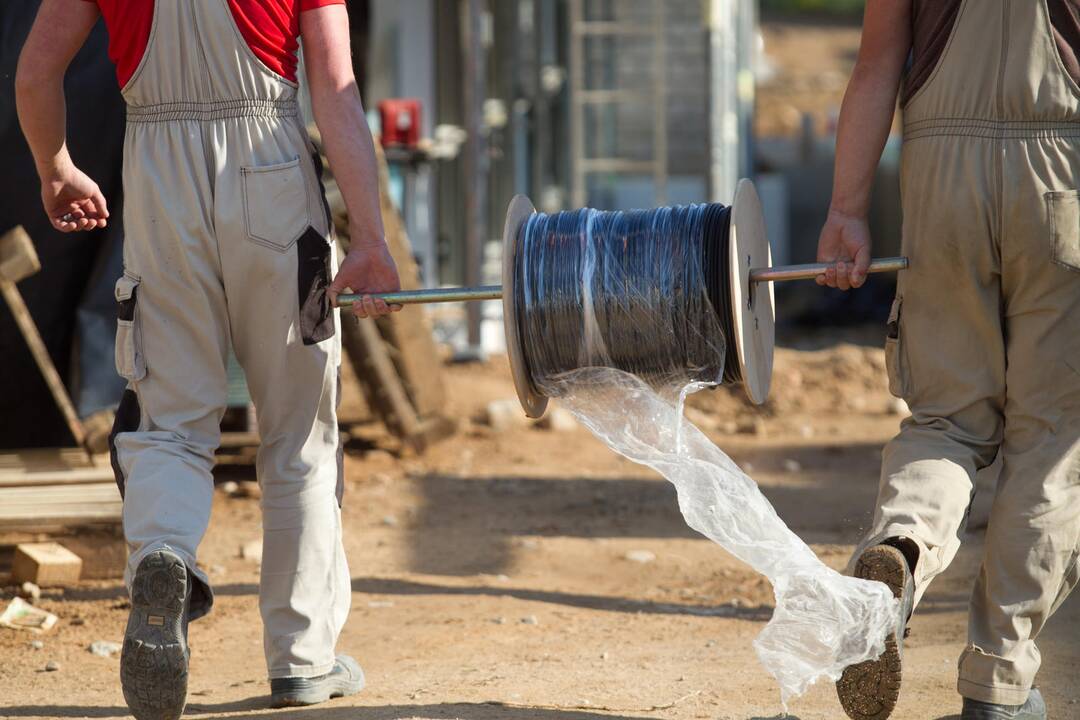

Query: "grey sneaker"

xmin=836 ymin=543 xmax=916 ymax=720
xmin=120 ymin=550 xmax=192 ymax=720
xmin=961 ymin=688 xmax=1047 ymax=720
xmin=270 ymin=655 xmax=365 ymax=708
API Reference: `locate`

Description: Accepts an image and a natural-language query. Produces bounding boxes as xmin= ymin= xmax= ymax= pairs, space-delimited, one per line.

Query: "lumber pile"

xmin=0 ymin=449 xmax=120 ymax=531
xmin=310 ymin=127 xmax=457 ymax=452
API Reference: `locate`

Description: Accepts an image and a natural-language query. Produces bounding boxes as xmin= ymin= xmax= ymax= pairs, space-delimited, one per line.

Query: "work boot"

xmin=836 ymin=542 xmax=916 ymax=720
xmin=270 ymin=654 xmax=365 ymax=708
xmin=120 ymin=549 xmax=192 ymax=720
xmin=961 ymin=689 xmax=1047 ymax=720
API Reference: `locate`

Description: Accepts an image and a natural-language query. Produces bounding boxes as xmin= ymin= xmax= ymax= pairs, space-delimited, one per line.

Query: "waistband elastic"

xmin=126 ymin=99 xmax=299 ymax=124
xmin=905 ymin=117 xmax=1080 ymax=141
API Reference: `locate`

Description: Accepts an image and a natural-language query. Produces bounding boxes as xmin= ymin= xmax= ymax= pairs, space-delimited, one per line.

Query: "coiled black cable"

xmin=514 ymin=202 xmax=742 ymax=396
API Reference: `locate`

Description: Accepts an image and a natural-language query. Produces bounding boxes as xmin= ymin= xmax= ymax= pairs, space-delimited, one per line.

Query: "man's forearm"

xmin=829 ymin=64 xmax=902 ymax=219
xmin=16 ymin=61 xmax=72 ymax=180
xmin=312 ymin=85 xmax=386 ymax=249
xmin=16 ymin=0 xmax=99 ymax=180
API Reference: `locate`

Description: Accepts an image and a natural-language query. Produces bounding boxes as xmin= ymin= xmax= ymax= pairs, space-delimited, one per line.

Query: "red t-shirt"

xmin=80 ymin=0 xmax=344 ymax=87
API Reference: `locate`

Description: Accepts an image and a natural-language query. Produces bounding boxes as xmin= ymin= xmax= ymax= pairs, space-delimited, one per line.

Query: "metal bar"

xmin=749 ymin=257 xmax=909 ymax=283
xmin=341 ymin=258 xmax=909 ymax=307
xmin=568 ymin=0 xmax=585 ymax=208
xmin=461 ymin=0 xmax=487 ymax=347
xmin=338 ymin=285 xmax=503 ymax=307
xmin=572 ymin=22 xmax=657 ymax=36
xmin=652 ymin=0 xmax=667 ymax=206
xmin=580 ymin=158 xmax=658 ymax=173
xmin=577 ymin=89 xmax=654 ymax=103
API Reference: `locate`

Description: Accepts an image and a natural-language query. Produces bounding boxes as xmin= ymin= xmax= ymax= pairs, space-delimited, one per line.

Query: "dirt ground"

xmin=2 ymin=17 xmax=1079 ymax=720
xmin=756 ymin=17 xmax=863 ymax=138
xmin=2 ymin=339 xmax=1079 ymax=720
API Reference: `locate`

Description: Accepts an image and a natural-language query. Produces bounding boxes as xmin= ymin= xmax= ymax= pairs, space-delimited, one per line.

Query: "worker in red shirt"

xmin=16 ymin=1 xmax=400 ymax=717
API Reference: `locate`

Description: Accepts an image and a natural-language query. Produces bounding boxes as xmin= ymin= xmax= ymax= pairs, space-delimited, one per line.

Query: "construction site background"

xmin=4 ymin=3 xmax=1077 ymax=720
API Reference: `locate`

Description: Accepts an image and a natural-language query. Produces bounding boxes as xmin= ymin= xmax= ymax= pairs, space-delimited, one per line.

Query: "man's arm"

xmin=301 ymin=5 xmax=399 ymax=319
xmin=16 ymin=0 xmax=109 ymax=232
xmin=816 ymin=0 xmax=911 ymax=290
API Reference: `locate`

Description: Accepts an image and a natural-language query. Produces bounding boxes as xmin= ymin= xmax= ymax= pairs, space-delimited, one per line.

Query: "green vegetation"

xmin=761 ymin=0 xmax=865 ymax=17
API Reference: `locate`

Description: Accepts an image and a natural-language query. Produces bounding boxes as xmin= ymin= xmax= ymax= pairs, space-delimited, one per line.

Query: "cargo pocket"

xmin=114 ymin=274 xmax=146 ymax=382
xmin=241 ymin=157 xmax=309 ymax=252
xmin=1047 ymin=190 xmax=1080 ymax=272
xmin=885 ymin=296 xmax=910 ymax=398
xmin=297 ymin=227 xmax=335 ymax=345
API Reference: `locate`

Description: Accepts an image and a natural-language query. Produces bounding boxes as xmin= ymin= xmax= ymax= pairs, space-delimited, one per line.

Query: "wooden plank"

xmin=341 ymin=314 xmax=422 ymax=444
xmin=0 ymin=448 xmax=103 ymax=472
xmin=0 ymin=483 xmax=117 ymax=515
xmin=374 ymin=144 xmax=448 ymax=419
xmin=0 ymin=511 xmax=122 ymax=529
xmin=218 ymin=431 xmax=260 ymax=449
xmin=1 ymin=496 xmax=121 ymax=508
xmin=0 ymin=485 xmax=121 ymax=505
xmin=308 ymin=127 xmax=452 ymax=449
xmin=0 ymin=482 xmax=120 ymax=501
xmin=0 ymin=496 xmax=121 ymax=511
xmin=0 ymin=504 xmax=121 ymax=517
xmin=0 ymin=467 xmax=116 ymax=488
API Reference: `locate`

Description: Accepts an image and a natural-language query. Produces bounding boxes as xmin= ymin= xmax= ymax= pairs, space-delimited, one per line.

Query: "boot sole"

xmin=120 ymin=550 xmax=190 ymax=720
xmin=836 ymin=544 xmax=909 ymax=720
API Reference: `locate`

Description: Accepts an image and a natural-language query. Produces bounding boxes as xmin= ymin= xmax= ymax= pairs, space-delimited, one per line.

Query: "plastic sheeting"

xmin=516 ymin=206 xmax=899 ymax=707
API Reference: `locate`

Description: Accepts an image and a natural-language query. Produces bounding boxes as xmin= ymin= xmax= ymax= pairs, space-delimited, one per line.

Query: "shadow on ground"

xmin=2 ymin=700 xmax=689 ymax=720
xmin=61 ymin=573 xmax=972 ymax=619
xmin=402 ymin=439 xmax=889 ymax=576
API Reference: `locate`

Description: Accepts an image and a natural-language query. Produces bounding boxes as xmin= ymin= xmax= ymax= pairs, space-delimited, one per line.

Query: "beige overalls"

xmin=853 ymin=0 xmax=1080 ymax=705
xmin=107 ymin=0 xmax=351 ymax=679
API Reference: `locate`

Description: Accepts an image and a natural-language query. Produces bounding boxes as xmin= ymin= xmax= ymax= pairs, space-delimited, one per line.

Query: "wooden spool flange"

xmin=729 ymin=179 xmax=775 ymax=405
xmin=502 ymin=194 xmax=549 ymax=419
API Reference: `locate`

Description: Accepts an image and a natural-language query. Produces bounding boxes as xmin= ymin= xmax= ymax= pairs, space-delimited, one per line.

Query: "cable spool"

xmin=501 ymin=179 xmax=775 ymax=419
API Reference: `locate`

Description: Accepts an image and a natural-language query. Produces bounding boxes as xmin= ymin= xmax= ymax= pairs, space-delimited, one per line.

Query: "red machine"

xmin=378 ymin=98 xmax=422 ymax=148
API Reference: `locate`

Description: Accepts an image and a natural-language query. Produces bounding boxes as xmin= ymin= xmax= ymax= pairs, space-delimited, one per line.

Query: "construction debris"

xmin=239 ymin=539 xmax=263 ymax=565
xmin=17 ymin=582 xmax=41 ymax=602
xmin=13 ymin=542 xmax=83 ymax=586
xmin=535 ymin=407 xmax=578 ymax=432
xmin=624 ymin=550 xmax=656 ymax=564
xmin=482 ymin=399 xmax=528 ymax=432
xmin=217 ymin=480 xmax=262 ymax=499
xmin=88 ymin=640 xmax=121 ymax=658
xmin=0 ymin=597 xmax=58 ymax=633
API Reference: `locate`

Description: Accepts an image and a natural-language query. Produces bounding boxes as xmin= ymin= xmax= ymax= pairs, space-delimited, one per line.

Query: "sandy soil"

xmin=2 ymin=342 xmax=1078 ymax=720
xmin=756 ymin=18 xmax=863 ymax=138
